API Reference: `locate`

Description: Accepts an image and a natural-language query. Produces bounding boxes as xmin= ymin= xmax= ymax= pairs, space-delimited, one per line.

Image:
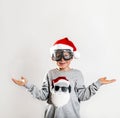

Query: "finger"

xmin=21 ymin=76 xmax=25 ymax=79
xmin=105 ymin=79 xmax=116 ymax=84
xmin=21 ymin=76 xmax=26 ymax=83
xmin=12 ymin=78 xmax=18 ymax=84
xmin=12 ymin=78 xmax=16 ymax=82
xmin=100 ymin=77 xmax=107 ymax=80
xmin=109 ymin=79 xmax=116 ymax=83
xmin=103 ymin=77 xmax=107 ymax=80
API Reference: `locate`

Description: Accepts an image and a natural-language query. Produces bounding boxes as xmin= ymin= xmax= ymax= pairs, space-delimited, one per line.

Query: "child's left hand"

xmin=99 ymin=77 xmax=116 ymax=85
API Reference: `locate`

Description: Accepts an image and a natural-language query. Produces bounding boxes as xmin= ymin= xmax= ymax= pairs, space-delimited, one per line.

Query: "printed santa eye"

xmin=61 ymin=87 xmax=68 ymax=92
xmin=54 ymin=86 xmax=59 ymax=91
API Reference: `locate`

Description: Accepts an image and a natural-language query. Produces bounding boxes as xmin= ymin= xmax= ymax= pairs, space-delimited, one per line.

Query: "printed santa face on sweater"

xmin=51 ymin=76 xmax=71 ymax=107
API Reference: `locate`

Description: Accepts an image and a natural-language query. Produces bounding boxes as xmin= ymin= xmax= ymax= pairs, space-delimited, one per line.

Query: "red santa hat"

xmin=50 ymin=37 xmax=80 ymax=59
xmin=52 ymin=76 xmax=70 ymax=86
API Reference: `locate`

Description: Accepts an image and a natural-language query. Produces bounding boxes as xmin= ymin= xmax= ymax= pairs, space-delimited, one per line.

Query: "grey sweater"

xmin=25 ymin=68 xmax=102 ymax=118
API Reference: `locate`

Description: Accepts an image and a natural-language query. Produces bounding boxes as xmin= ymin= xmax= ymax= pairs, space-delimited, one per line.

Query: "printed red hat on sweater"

xmin=52 ymin=76 xmax=70 ymax=85
xmin=50 ymin=37 xmax=80 ymax=59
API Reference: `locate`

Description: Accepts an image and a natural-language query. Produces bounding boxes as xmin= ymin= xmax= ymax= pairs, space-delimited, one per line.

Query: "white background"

xmin=0 ymin=0 xmax=120 ymax=118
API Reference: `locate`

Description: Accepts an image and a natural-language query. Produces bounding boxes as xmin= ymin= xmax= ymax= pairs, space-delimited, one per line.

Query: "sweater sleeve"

xmin=75 ymin=72 xmax=102 ymax=101
xmin=24 ymin=74 xmax=50 ymax=101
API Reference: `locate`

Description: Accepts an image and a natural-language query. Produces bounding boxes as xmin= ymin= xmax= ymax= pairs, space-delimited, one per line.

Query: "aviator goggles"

xmin=52 ymin=49 xmax=73 ymax=61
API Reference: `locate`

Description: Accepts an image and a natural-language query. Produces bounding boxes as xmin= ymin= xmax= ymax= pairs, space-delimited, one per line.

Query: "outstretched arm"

xmin=12 ymin=76 xmax=50 ymax=101
xmin=76 ymin=76 xmax=116 ymax=101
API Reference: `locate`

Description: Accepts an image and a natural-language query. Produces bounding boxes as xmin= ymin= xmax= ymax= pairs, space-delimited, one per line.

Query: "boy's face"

xmin=52 ymin=49 xmax=73 ymax=70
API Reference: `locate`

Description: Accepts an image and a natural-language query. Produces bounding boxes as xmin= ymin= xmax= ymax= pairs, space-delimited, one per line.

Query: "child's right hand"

xmin=12 ymin=76 xmax=28 ymax=86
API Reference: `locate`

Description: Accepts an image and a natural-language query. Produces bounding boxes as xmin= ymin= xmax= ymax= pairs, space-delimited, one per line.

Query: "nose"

xmin=59 ymin=88 xmax=62 ymax=92
xmin=59 ymin=57 xmax=65 ymax=61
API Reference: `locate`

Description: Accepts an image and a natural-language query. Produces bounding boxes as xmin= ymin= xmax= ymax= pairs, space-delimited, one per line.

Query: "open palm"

xmin=12 ymin=76 xmax=27 ymax=86
xmin=99 ymin=77 xmax=116 ymax=85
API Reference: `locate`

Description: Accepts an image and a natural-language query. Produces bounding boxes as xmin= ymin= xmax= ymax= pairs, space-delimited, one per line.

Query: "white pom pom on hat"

xmin=50 ymin=37 xmax=80 ymax=59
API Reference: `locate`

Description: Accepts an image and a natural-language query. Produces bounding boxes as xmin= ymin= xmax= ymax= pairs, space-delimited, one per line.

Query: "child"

xmin=12 ymin=37 xmax=116 ymax=118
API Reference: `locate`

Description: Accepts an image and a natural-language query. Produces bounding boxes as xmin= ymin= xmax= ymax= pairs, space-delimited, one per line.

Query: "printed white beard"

xmin=51 ymin=91 xmax=70 ymax=107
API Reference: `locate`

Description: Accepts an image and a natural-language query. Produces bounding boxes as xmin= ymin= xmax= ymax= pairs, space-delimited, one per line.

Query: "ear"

xmin=51 ymin=57 xmax=54 ymax=61
xmin=51 ymin=54 xmax=55 ymax=61
xmin=68 ymin=85 xmax=71 ymax=93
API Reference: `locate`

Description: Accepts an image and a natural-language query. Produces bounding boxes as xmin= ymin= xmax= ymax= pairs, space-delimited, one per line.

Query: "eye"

xmin=63 ymin=52 xmax=71 ymax=59
xmin=64 ymin=52 xmax=69 ymax=56
xmin=56 ymin=53 xmax=61 ymax=57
